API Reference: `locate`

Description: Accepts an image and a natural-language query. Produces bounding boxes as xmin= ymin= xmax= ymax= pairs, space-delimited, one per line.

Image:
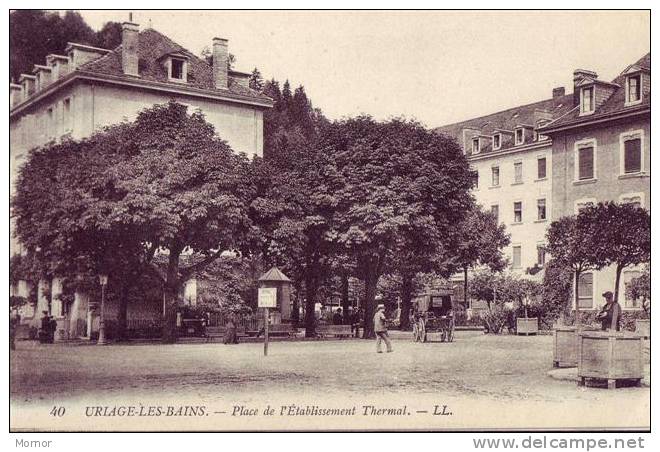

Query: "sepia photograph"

xmin=7 ymin=8 xmax=651 ymax=433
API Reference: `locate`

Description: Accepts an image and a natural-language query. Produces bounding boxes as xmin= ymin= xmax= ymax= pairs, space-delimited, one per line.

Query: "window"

xmin=581 ymin=86 xmax=594 ymax=114
xmin=574 ymin=198 xmax=597 ymax=214
xmin=577 ymin=273 xmax=594 ymax=308
xmin=63 ymin=98 xmax=71 ymax=132
xmin=474 ymin=170 xmax=479 ymax=189
xmin=536 ymin=120 xmax=550 ymax=141
xmin=491 ymin=166 xmax=500 ymax=187
xmin=537 ymin=157 xmax=547 ymax=179
xmin=619 ymin=192 xmax=644 ymax=209
xmin=491 ymin=204 xmax=499 ymax=223
xmin=626 ymin=74 xmax=642 ymax=105
xmin=537 ymin=198 xmax=546 ymax=221
xmin=513 ymin=162 xmax=523 ymax=184
xmin=472 ymin=137 xmax=480 ymax=154
xmin=515 ymin=128 xmax=524 ymax=145
xmin=619 ymin=130 xmax=643 ymax=175
xmin=47 ymin=107 xmax=53 ymax=137
xmin=513 ymin=201 xmax=522 ymax=223
xmin=512 ymin=246 xmax=522 ymax=269
xmin=623 ymin=270 xmax=642 ymax=308
xmin=170 ymin=58 xmax=185 ymax=80
xmin=576 ymin=142 xmax=595 ymax=180
xmin=537 ymin=244 xmax=546 ymax=267
xmin=492 ymin=134 xmax=501 ymax=150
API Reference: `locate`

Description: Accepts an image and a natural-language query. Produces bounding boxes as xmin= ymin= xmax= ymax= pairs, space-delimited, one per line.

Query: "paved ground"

xmin=10 ymin=331 xmax=650 ymax=431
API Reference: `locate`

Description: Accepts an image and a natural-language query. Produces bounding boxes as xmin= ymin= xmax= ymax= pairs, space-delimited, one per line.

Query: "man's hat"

xmin=377 ymin=304 xmax=385 ymax=310
xmin=602 ymin=291 xmax=614 ymax=300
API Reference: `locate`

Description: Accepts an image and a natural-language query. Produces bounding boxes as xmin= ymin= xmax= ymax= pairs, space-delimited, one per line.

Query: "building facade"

xmin=10 ymin=22 xmax=272 ymax=338
xmin=540 ymin=54 xmax=650 ymax=311
xmin=437 ymin=53 xmax=650 ymax=314
xmin=435 ymin=88 xmax=573 ymax=276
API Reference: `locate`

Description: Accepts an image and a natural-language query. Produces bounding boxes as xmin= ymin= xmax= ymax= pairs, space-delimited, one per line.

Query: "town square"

xmin=7 ymin=10 xmax=651 ymax=433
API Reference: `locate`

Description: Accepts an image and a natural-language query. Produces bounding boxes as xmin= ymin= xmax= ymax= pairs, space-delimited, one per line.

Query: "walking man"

xmin=374 ymin=304 xmax=393 ymax=353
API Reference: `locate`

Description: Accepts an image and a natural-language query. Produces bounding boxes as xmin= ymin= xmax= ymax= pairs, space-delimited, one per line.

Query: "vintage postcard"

xmin=8 ymin=9 xmax=650 ymax=433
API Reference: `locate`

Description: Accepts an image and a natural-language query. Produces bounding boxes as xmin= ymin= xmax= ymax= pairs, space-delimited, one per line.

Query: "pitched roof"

xmin=78 ymin=28 xmax=271 ymax=103
xmin=258 ymin=267 xmax=291 ymax=282
xmin=540 ymin=53 xmax=650 ymax=131
xmin=434 ymin=93 xmax=574 ymax=154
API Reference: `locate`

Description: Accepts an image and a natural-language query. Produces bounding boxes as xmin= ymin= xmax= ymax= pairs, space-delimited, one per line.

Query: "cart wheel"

xmin=420 ymin=319 xmax=427 ymax=343
xmin=412 ymin=321 xmax=420 ymax=342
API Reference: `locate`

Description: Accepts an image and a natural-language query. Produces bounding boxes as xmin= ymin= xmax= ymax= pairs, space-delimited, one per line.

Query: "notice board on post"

xmin=258 ymin=287 xmax=277 ymax=308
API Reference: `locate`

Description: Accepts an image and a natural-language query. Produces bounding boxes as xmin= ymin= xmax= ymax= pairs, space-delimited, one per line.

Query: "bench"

xmin=248 ymin=323 xmax=297 ymax=338
xmin=316 ymin=324 xmax=353 ymax=338
xmin=205 ymin=326 xmax=248 ymax=343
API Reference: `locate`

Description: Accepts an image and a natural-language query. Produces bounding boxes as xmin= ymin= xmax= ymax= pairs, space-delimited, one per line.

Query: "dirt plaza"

xmin=10 ymin=331 xmax=649 ymax=431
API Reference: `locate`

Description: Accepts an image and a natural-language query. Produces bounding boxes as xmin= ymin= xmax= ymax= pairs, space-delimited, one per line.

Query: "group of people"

xmin=331 ymin=306 xmax=364 ymax=338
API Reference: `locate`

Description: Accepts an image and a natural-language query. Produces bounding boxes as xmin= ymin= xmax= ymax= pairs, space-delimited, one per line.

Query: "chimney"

xmin=10 ymin=84 xmax=22 ymax=108
xmin=552 ymin=87 xmax=565 ymax=98
xmin=212 ymin=37 xmax=229 ymax=89
xmin=122 ymin=22 xmax=140 ymax=76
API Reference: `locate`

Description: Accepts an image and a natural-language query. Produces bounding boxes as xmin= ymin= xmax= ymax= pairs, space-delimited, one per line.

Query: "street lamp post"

xmin=97 ymin=274 xmax=109 ymax=345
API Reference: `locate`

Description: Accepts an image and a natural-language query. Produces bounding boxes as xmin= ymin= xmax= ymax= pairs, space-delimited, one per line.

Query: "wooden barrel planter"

xmin=635 ymin=319 xmax=650 ymax=338
xmin=577 ymin=331 xmax=643 ymax=389
xmin=516 ymin=317 xmax=538 ymax=335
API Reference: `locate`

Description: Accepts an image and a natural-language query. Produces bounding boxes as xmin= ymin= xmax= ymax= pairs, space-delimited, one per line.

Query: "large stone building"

xmin=436 ymin=53 xmax=650 ymax=313
xmin=539 ymin=53 xmax=650 ymax=311
xmin=10 ymin=22 xmax=272 ymax=338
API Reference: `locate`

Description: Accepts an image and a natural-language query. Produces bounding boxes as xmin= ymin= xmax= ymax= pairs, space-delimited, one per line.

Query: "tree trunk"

xmin=291 ymin=280 xmax=301 ymax=327
xmin=463 ymin=266 xmax=469 ymax=309
xmin=304 ymin=273 xmax=318 ymax=338
xmin=613 ymin=264 xmax=623 ymax=303
xmin=115 ymin=283 xmax=130 ymax=342
xmin=399 ymin=272 xmax=413 ymax=331
xmin=340 ymin=273 xmax=350 ymax=325
xmin=362 ymin=265 xmax=380 ymax=339
xmin=162 ymin=249 xmax=182 ymax=344
xmin=574 ymin=270 xmax=581 ymax=329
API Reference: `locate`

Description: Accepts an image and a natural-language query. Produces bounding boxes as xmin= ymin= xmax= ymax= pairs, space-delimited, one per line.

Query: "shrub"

xmin=481 ymin=305 xmax=508 ymax=334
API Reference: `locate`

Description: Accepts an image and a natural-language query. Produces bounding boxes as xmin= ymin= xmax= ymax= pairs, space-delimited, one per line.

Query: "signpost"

xmin=258 ymin=287 xmax=277 ymax=356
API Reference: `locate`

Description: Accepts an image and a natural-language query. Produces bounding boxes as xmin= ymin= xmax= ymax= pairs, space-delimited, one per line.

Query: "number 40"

xmin=50 ymin=406 xmax=65 ymax=417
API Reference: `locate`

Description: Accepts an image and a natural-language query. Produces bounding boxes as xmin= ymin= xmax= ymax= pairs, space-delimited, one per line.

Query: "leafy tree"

xmin=545 ymin=211 xmax=606 ymax=323
xmin=585 ymin=202 xmax=650 ymax=302
xmin=444 ymin=205 xmax=510 ymax=309
xmin=319 ymin=117 xmax=475 ymax=338
xmin=541 ymin=258 xmax=574 ymax=323
xmin=95 ymin=21 xmax=123 ymax=50
xmin=626 ymin=263 xmax=650 ymax=317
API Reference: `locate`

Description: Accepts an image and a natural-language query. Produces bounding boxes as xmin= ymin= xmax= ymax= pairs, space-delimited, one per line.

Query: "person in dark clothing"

xmin=223 ymin=313 xmax=239 ymax=344
xmin=598 ymin=291 xmax=621 ymax=331
xmin=333 ymin=308 xmax=343 ymax=325
xmin=48 ymin=316 xmax=57 ymax=343
xmin=10 ymin=311 xmax=20 ymax=351
xmin=39 ymin=311 xmax=50 ymax=344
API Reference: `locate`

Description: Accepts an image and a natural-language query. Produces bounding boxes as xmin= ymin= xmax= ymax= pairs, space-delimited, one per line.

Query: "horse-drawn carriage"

xmin=410 ymin=288 xmax=455 ymax=343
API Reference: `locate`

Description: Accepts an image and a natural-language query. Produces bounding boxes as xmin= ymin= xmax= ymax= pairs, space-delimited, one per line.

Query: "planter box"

xmin=516 ymin=317 xmax=538 ymax=335
xmin=635 ymin=319 xmax=650 ymax=338
xmin=577 ymin=331 xmax=643 ymax=389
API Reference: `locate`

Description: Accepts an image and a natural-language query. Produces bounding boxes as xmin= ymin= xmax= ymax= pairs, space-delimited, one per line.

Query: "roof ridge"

xmin=435 ymin=94 xmax=571 ymax=131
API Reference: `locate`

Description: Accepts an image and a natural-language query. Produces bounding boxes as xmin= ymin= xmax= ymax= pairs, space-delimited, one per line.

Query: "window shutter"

xmin=624 ymin=138 xmax=641 ymax=173
xmin=578 ymin=146 xmax=594 ymax=180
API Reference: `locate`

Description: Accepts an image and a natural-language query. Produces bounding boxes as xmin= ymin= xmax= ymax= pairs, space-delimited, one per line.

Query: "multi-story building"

xmin=539 ymin=53 xmax=650 ymax=312
xmin=437 ymin=53 xmax=650 ymax=315
xmin=435 ymin=88 xmax=573 ymax=275
xmin=9 ymin=22 xmax=272 ymax=338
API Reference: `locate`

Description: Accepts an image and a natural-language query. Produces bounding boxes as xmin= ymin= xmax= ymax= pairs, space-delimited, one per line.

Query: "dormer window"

xmin=492 ymin=134 xmax=501 ymax=150
xmin=164 ymin=54 xmax=188 ymax=83
xmin=535 ymin=120 xmax=550 ymax=141
xmin=625 ymin=73 xmax=642 ymax=105
xmin=472 ymin=137 xmax=480 ymax=154
xmin=514 ymin=128 xmax=524 ymax=145
xmin=580 ymin=86 xmax=594 ymax=115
